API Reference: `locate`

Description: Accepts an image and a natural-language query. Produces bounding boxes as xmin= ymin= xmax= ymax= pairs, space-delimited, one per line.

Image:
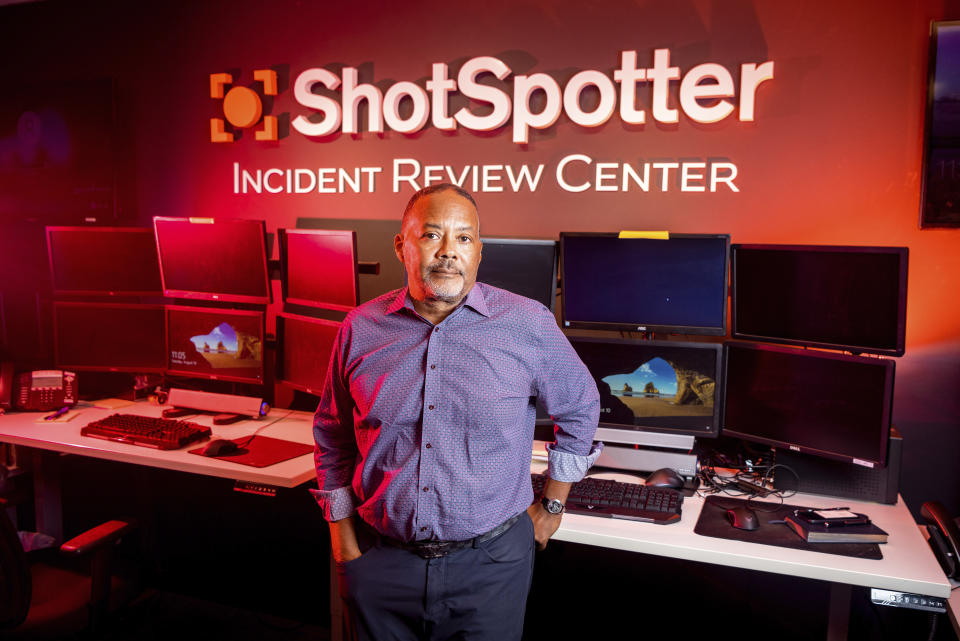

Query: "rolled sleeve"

xmin=546 ymin=441 xmax=603 ymax=482
xmin=309 ymin=486 xmax=359 ymax=522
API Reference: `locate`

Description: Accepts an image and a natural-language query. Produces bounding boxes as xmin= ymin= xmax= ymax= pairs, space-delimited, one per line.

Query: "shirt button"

xmin=428 ymin=405 xmax=435 ymax=410
xmin=434 ymin=327 xmax=440 ymax=333
xmin=425 ymin=443 xmax=432 ymax=449
xmin=421 ymin=526 xmax=428 ymax=532
xmin=430 ymin=364 xmax=436 ymax=369
xmin=423 ymin=486 xmax=429 ymax=492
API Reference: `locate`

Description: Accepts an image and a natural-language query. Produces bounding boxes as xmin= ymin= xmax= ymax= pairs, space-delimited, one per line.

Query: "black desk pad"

xmin=694 ymin=495 xmax=883 ymax=560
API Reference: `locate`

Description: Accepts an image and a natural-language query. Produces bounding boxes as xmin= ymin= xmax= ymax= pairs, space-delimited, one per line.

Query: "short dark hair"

xmin=401 ymin=183 xmax=478 ymax=229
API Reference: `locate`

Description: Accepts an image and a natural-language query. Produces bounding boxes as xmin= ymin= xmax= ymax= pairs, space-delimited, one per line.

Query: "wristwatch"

xmin=540 ymin=496 xmax=565 ymax=515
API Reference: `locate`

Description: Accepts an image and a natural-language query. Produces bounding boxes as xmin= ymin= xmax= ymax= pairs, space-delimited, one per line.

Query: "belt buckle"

xmin=416 ymin=542 xmax=449 ymax=559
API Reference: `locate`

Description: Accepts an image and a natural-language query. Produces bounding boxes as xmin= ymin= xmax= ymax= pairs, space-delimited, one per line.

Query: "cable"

xmin=235 ymin=409 xmax=297 ymax=448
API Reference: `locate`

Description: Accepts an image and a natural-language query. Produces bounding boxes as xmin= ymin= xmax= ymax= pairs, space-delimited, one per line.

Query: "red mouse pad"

xmin=694 ymin=495 xmax=883 ymax=560
xmin=188 ymin=436 xmax=313 ymax=468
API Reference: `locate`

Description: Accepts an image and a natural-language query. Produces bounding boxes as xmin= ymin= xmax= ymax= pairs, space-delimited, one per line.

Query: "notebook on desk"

xmin=187 ymin=435 xmax=312 ymax=467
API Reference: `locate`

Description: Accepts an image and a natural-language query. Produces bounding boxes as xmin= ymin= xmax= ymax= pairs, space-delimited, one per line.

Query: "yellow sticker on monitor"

xmin=617 ymin=231 xmax=670 ymax=239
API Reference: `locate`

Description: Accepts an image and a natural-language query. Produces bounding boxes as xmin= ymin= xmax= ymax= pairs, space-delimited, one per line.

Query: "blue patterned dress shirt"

xmin=312 ymin=283 xmax=602 ymax=542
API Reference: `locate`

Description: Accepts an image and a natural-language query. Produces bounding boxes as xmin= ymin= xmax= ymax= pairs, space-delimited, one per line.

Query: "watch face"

xmin=542 ymin=497 xmax=564 ymax=514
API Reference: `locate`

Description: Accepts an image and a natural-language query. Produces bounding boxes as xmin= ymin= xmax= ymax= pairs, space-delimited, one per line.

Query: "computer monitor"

xmin=722 ymin=341 xmax=894 ymax=468
xmin=53 ymin=302 xmax=167 ymax=373
xmin=276 ymin=313 xmax=340 ymax=395
xmin=279 ymin=229 xmax=359 ymax=311
xmin=477 ymin=238 xmax=558 ymax=311
xmin=46 ymin=227 xmax=163 ymax=296
xmin=731 ymin=244 xmax=908 ymax=356
xmin=153 ymin=217 xmax=271 ymax=304
xmin=560 ymin=233 xmax=729 ymax=335
xmin=165 ymin=305 xmax=265 ymax=384
xmin=569 ymin=337 xmax=723 ymax=441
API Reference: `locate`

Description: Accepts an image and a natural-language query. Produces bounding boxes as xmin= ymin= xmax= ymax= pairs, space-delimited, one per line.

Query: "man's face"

xmin=395 ymin=190 xmax=482 ymax=305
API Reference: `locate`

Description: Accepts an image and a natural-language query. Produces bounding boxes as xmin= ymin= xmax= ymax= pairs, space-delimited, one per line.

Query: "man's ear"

xmin=393 ymin=233 xmax=405 ymax=263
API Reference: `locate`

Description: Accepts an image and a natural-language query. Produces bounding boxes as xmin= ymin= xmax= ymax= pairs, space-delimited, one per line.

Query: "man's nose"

xmin=437 ymin=234 xmax=457 ymax=259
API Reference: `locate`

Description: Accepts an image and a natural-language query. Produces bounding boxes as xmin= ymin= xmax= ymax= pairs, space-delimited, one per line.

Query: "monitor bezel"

xmin=569 ymin=335 xmax=724 ymax=439
xmin=920 ymin=20 xmax=960 ymax=228
xmin=153 ymin=217 xmax=272 ymax=305
xmin=721 ymin=341 xmax=895 ymax=469
xmin=53 ymin=301 xmax=168 ymax=373
xmin=164 ymin=304 xmax=266 ymax=384
xmin=730 ymin=243 xmax=909 ymax=357
xmin=46 ymin=226 xmax=163 ymax=296
xmin=278 ymin=228 xmax=360 ymax=312
xmin=275 ymin=312 xmax=341 ymax=395
xmin=559 ymin=232 xmax=730 ymax=335
xmin=477 ymin=237 xmax=558 ymax=313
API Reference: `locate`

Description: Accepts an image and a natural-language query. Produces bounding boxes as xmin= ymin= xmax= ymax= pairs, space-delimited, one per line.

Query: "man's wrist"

xmin=539 ymin=495 xmax=565 ymax=515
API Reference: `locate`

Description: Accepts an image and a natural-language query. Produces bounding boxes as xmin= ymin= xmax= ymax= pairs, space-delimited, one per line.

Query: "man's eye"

xmin=459 ymin=236 xmax=472 ymax=242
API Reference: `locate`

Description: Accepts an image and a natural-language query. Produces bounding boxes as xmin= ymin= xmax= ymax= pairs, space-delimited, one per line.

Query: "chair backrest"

xmin=0 ymin=502 xmax=31 ymax=629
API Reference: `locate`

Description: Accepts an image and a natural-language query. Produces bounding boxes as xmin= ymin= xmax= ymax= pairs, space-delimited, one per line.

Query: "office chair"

xmin=0 ymin=496 xmax=138 ymax=638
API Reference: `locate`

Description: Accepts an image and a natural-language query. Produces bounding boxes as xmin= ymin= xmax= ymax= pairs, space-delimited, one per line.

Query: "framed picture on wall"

xmin=921 ymin=21 xmax=960 ymax=228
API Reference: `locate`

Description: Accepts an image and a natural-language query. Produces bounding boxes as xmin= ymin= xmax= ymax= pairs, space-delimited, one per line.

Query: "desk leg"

xmin=827 ymin=583 xmax=852 ymax=641
xmin=31 ymin=449 xmax=63 ymax=543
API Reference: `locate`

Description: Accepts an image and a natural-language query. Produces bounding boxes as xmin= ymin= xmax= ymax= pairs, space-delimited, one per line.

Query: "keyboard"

xmin=531 ymin=473 xmax=684 ymax=524
xmin=81 ymin=413 xmax=212 ymax=450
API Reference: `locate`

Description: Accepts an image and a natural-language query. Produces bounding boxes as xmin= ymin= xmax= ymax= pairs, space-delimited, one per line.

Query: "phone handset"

xmin=921 ymin=501 xmax=960 ymax=580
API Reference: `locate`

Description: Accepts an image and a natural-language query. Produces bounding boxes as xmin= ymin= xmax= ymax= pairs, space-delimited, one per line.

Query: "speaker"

xmin=166 ymin=387 xmax=269 ymax=419
xmin=772 ymin=426 xmax=902 ymax=504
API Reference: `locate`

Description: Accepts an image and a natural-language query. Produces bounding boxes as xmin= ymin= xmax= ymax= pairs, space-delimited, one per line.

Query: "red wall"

xmin=1 ymin=0 xmax=957 ymax=513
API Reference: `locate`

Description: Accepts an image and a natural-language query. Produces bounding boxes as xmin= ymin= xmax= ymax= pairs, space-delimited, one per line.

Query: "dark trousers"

xmin=337 ymin=513 xmax=536 ymax=641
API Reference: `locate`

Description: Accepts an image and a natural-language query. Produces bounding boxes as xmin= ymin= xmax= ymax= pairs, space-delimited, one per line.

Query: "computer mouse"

xmin=726 ymin=506 xmax=760 ymax=531
xmin=201 ymin=439 xmax=240 ymax=457
xmin=644 ymin=468 xmax=685 ymax=489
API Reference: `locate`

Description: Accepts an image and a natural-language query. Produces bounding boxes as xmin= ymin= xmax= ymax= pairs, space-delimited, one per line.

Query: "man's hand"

xmin=329 ymin=516 xmax=362 ymax=564
xmin=526 ymin=502 xmax=562 ymax=551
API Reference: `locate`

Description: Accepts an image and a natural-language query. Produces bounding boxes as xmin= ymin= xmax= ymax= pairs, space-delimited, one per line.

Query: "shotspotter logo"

xmin=211 ymin=49 xmax=773 ymax=145
xmin=209 ymin=69 xmax=279 ymax=142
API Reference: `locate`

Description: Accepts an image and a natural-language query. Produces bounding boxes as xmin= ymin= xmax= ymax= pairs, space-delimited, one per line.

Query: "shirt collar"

xmin=385 ymin=284 xmax=490 ymax=318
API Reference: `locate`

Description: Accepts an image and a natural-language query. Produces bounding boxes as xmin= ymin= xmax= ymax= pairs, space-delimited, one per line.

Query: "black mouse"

xmin=645 ymin=468 xmax=685 ymax=489
xmin=726 ymin=506 xmax=760 ymax=531
xmin=201 ymin=439 xmax=240 ymax=457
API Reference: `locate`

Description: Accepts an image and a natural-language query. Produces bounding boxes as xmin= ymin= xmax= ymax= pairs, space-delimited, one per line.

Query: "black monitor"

xmin=276 ymin=313 xmax=340 ymax=395
xmin=165 ymin=305 xmax=265 ymax=384
xmin=569 ymin=337 xmax=723 ymax=440
xmin=54 ymin=302 xmax=167 ymax=373
xmin=477 ymin=238 xmax=558 ymax=311
xmin=154 ymin=217 xmax=271 ymax=304
xmin=279 ymin=229 xmax=359 ymax=311
xmin=560 ymin=233 xmax=729 ymax=335
xmin=722 ymin=341 xmax=894 ymax=468
xmin=731 ymin=244 xmax=908 ymax=356
xmin=47 ymin=227 xmax=163 ymax=296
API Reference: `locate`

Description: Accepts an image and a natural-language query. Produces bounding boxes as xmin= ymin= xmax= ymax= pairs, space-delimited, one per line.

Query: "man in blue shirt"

xmin=313 ymin=183 xmax=601 ymax=640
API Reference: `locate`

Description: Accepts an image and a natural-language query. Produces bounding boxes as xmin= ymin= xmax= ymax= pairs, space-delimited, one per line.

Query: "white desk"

xmin=0 ymin=401 xmax=317 ymax=540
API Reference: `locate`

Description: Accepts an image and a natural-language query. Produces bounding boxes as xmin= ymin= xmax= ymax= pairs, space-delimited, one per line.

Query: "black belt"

xmin=376 ymin=513 xmax=524 ymax=559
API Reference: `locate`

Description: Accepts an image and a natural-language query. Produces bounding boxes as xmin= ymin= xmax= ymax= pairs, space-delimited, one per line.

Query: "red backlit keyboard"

xmin=81 ymin=413 xmax=211 ymax=450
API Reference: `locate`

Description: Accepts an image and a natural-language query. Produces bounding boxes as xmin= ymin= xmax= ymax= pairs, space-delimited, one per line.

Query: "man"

xmin=312 ymin=183 xmax=601 ymax=641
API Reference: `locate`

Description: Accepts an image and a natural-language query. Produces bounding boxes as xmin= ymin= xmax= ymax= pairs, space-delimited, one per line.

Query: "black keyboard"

xmin=531 ymin=473 xmax=684 ymax=524
xmin=81 ymin=413 xmax=212 ymax=450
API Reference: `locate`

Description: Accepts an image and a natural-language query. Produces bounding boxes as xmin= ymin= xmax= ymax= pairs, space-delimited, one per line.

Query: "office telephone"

xmin=921 ymin=501 xmax=960 ymax=580
xmin=0 ymin=364 xmax=78 ymax=412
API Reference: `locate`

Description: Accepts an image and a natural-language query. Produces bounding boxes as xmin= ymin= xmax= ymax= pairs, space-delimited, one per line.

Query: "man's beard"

xmin=420 ymin=259 xmax=465 ymax=302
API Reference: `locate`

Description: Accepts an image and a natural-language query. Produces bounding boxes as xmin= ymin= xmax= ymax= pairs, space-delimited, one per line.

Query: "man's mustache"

xmin=427 ymin=260 xmax=463 ymax=275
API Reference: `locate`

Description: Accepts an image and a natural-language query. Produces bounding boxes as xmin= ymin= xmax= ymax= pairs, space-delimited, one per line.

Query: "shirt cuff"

xmin=545 ymin=441 xmax=604 ymax=482
xmin=309 ymin=485 xmax=358 ymax=522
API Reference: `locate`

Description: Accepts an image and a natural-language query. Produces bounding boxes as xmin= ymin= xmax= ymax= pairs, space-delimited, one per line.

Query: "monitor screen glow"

xmin=560 ymin=233 xmax=729 ymax=335
xmin=722 ymin=342 xmax=894 ymax=468
xmin=154 ymin=217 xmax=271 ymax=304
xmin=165 ymin=305 xmax=265 ymax=384
xmin=570 ymin=337 xmax=723 ymax=439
